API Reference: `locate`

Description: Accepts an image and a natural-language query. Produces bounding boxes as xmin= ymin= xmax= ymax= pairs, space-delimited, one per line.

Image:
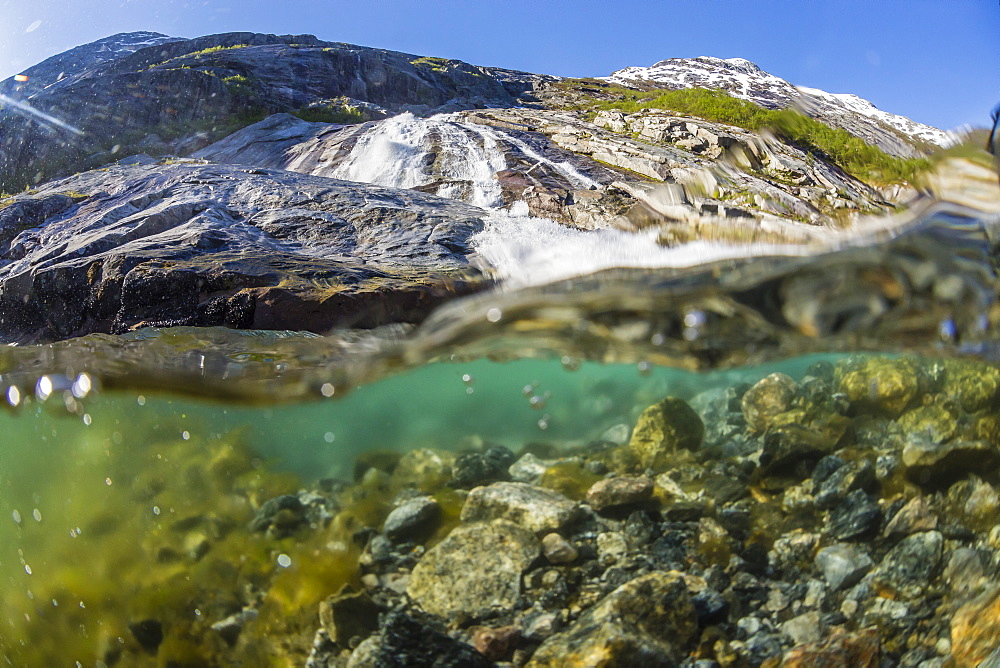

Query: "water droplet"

xmin=82 ymin=414 xmax=92 ymax=426
xmin=32 ymin=509 xmax=41 ymax=522
xmin=24 ymin=564 xmax=31 ymax=575
xmin=152 ymin=506 xmax=160 ymax=516
xmin=6 ymin=386 xmax=21 ymax=406
xmin=105 ymin=477 xmax=112 ymax=486
xmin=320 ymin=383 xmax=335 ymax=397
xmin=277 ymin=554 xmax=292 ymax=568
xmin=71 ymin=374 xmax=92 ymax=398
xmin=461 ymin=373 xmax=474 ymax=384
xmin=465 ymin=387 xmax=474 ymax=395
xmin=486 ymin=307 xmax=502 ymax=323
xmin=35 ymin=376 xmax=53 ymax=401
xmin=560 ymin=356 xmax=581 ymax=372
xmin=181 ymin=431 xmax=190 ymax=441
xmin=651 ymin=333 xmax=666 ymax=346
xmin=12 ymin=510 xmax=21 ymax=524
xmin=137 ymin=395 xmax=146 ymax=406
xmin=637 ymin=361 xmax=652 ymax=376
xmin=323 ymin=432 xmax=335 ymax=443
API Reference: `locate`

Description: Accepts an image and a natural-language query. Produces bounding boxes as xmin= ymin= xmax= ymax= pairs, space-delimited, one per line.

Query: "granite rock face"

xmin=0 ymin=162 xmax=486 ymax=342
xmin=0 ymin=31 xmax=546 ymax=191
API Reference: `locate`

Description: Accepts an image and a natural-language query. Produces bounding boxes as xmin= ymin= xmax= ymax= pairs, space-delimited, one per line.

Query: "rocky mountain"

xmin=0 ymin=30 xmax=983 ymax=344
xmin=605 ymin=56 xmax=952 ymax=156
xmin=0 ymin=31 xmax=184 ymax=98
xmin=0 ymin=31 xmax=549 ymax=193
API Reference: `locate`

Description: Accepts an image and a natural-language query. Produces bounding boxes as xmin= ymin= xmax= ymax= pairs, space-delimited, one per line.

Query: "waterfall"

xmin=331 ymin=112 xmax=803 ymax=287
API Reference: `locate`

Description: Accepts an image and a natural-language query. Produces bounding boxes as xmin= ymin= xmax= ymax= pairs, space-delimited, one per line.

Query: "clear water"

xmin=1 ymin=95 xmax=998 ymax=666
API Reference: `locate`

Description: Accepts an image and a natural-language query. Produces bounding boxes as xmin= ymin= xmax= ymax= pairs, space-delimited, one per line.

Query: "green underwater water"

xmin=0 ymin=352 xmax=849 ymax=665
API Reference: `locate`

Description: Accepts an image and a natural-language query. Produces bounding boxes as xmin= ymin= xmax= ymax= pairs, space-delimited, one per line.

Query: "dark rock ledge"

xmin=0 ymin=162 xmax=487 ymax=343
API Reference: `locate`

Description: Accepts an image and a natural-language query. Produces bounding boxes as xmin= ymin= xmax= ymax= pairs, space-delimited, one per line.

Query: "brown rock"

xmin=951 ymin=586 xmax=1000 ymax=666
xmin=471 ymin=625 xmax=519 ymax=662
xmin=781 ymin=627 xmax=880 ymax=667
xmin=541 ymin=533 xmax=578 ymax=564
xmin=585 ymin=476 xmax=654 ymax=512
xmin=882 ymin=496 xmax=938 ymax=539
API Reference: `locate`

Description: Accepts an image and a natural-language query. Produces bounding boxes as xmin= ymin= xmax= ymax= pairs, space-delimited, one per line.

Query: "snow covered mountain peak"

xmin=606 ymin=57 xmax=953 ymax=153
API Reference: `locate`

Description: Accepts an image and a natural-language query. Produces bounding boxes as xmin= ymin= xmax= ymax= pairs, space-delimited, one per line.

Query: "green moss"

xmin=410 ymin=56 xmax=452 ymax=72
xmin=291 ymin=103 xmax=367 ymax=125
xmin=558 ymin=81 xmax=932 ymax=185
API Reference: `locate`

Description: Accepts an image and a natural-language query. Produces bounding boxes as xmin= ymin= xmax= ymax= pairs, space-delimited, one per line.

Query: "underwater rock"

xmin=470 ymin=624 xmax=519 ymax=662
xmin=826 ymin=489 xmax=881 ymax=541
xmin=585 ymin=476 xmax=654 ymax=513
xmin=780 ymin=627 xmax=881 ymax=667
xmin=509 ymin=453 xmax=557 ymax=484
xmin=901 ymin=439 xmax=999 ymax=487
xmin=781 ymin=611 xmax=823 ymax=645
xmin=319 ymin=587 xmax=382 ymax=648
xmin=389 ymin=449 xmax=455 ymax=493
xmin=460 ymin=481 xmax=581 ymax=534
xmin=940 ymin=358 xmax=1000 ymax=413
xmin=628 ymin=397 xmax=704 ymax=470
xmin=406 ymin=520 xmax=539 ymax=619
xmin=944 ymin=547 xmax=987 ymax=597
xmin=814 ymin=459 xmax=876 ymax=510
xmin=249 ymin=493 xmax=305 ymax=538
xmin=741 ymin=372 xmax=798 ymax=433
xmin=527 ymin=572 xmax=697 ymax=667
xmin=882 ymin=495 xmax=938 ymax=538
xmin=835 ymin=357 xmax=922 ymax=417
xmin=541 ymin=533 xmax=578 ymax=565
xmin=950 ymin=586 xmax=1000 ymax=667
xmin=871 ymin=530 xmax=943 ymax=600
xmin=759 ymin=423 xmax=840 ymax=476
xmin=352 ymin=609 xmax=492 ymax=668
xmin=128 ymin=619 xmax=164 ymax=653
xmin=896 ymin=402 xmax=958 ymax=443
xmin=450 ymin=445 xmax=517 ymax=488
xmin=814 ymin=543 xmax=874 ymax=591
xmin=382 ymin=496 xmax=440 ymax=542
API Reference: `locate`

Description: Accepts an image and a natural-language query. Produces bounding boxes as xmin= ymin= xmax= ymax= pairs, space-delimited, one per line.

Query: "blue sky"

xmin=1 ymin=0 xmax=997 ymax=130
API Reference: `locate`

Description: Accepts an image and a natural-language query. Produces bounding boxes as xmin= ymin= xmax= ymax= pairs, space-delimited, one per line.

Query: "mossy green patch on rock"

xmin=628 ymin=397 xmax=704 ymax=471
xmin=835 ymin=356 xmax=923 ymax=417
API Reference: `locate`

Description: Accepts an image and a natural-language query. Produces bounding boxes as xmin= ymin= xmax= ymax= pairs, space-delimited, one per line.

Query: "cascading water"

xmin=331 ymin=112 xmax=820 ymax=286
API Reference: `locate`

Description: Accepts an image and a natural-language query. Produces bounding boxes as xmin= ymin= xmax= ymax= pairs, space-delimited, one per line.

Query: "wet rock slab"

xmin=0 ymin=162 xmax=487 ymax=342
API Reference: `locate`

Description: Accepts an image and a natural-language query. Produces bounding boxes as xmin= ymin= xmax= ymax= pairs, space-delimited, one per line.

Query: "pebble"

xmin=382 ymin=496 xmax=439 ymax=542
xmin=882 ymin=495 xmax=938 ymax=538
xmin=585 ymin=475 xmax=653 ymax=512
xmin=460 ymin=482 xmax=581 ymax=534
xmin=814 ymin=543 xmax=874 ymax=591
xmin=540 ymin=533 xmax=578 ymax=565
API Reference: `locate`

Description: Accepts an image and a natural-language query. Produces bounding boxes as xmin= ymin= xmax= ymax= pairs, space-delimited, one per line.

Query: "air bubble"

xmin=320 ymin=383 xmax=335 ymax=397
xmin=277 ymin=554 xmax=292 ymax=568
xmin=486 ymin=307 xmax=502 ymax=323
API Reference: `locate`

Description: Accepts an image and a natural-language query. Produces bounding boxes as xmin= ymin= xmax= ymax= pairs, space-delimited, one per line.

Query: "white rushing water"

xmin=332 ymin=112 xmax=808 ymax=287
